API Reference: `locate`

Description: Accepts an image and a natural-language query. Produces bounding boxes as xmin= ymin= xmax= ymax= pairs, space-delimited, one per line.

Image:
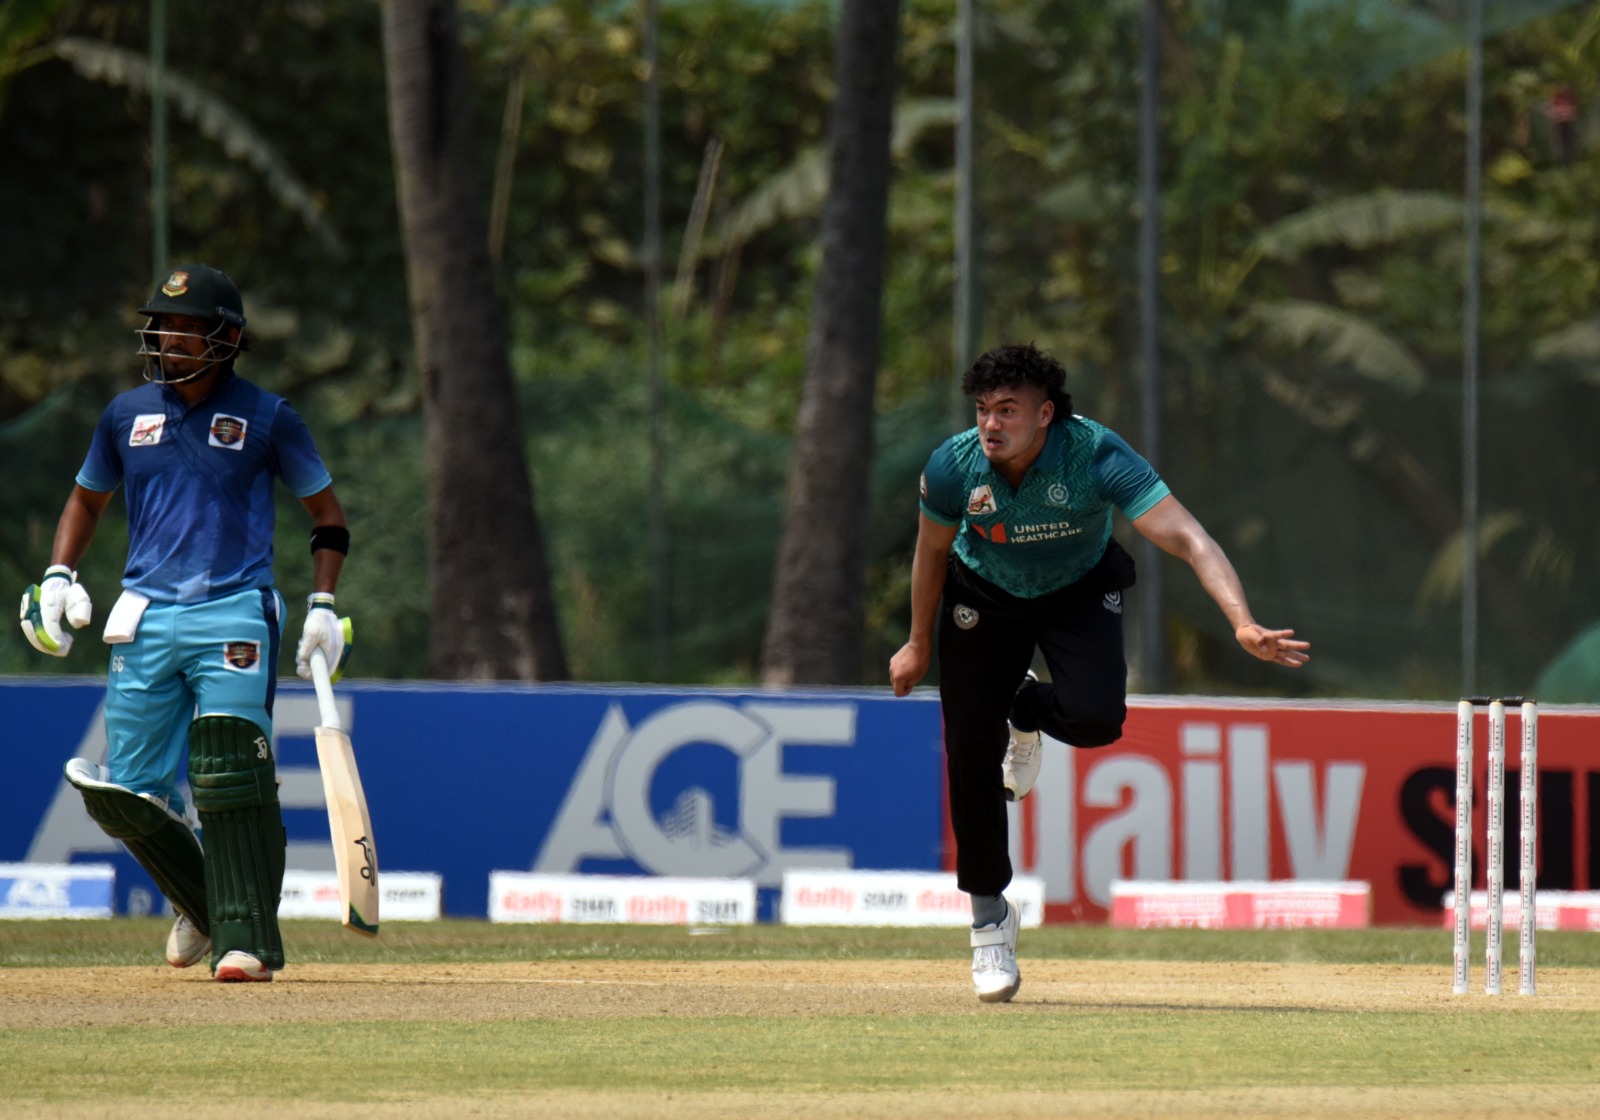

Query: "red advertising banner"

xmin=1108 ymin=880 xmax=1371 ymax=930
xmin=962 ymin=699 xmax=1600 ymax=926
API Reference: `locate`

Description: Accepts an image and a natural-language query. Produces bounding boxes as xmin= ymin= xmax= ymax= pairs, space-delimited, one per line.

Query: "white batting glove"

xmin=296 ymin=593 xmax=352 ymax=682
xmin=20 ymin=566 xmax=92 ymax=657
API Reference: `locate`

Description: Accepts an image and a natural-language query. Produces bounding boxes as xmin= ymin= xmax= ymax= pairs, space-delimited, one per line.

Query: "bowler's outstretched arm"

xmin=1131 ymin=495 xmax=1309 ymax=667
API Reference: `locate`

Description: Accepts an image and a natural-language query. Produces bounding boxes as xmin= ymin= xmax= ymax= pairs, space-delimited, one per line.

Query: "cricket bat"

xmin=310 ymin=647 xmax=379 ymax=936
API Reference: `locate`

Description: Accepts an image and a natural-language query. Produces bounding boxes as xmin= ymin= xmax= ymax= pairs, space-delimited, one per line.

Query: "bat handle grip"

xmin=309 ymin=648 xmax=342 ymax=731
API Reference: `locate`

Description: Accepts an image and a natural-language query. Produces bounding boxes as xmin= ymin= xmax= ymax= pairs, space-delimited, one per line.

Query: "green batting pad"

xmin=188 ymin=716 xmax=285 ymax=971
xmin=65 ymin=760 xmax=209 ymax=934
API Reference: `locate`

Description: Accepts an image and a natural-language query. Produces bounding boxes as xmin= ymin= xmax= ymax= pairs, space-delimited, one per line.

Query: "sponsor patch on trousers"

xmin=223 ymin=641 xmax=261 ymax=671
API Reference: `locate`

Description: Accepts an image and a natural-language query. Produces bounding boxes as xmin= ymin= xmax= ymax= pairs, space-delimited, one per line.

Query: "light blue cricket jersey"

xmin=76 ymin=371 xmax=332 ymax=605
xmin=919 ymin=415 xmax=1169 ymax=598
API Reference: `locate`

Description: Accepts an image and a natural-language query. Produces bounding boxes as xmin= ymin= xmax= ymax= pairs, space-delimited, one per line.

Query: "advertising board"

xmin=3 ymin=679 xmax=945 ymax=919
xmin=7 ymin=680 xmax=1597 ymax=925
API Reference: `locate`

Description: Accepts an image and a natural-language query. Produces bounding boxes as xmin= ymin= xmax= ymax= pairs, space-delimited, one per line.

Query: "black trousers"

xmin=937 ymin=540 xmax=1136 ymax=897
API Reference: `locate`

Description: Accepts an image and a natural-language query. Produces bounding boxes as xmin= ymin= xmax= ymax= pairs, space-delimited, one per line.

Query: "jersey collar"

xmin=162 ymin=366 xmax=238 ymax=411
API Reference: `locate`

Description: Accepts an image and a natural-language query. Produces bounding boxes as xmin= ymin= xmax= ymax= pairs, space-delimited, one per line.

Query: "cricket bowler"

xmin=889 ymin=342 xmax=1309 ymax=1002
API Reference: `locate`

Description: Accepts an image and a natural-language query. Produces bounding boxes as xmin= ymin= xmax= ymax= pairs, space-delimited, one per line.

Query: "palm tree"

xmin=381 ymin=0 xmax=567 ymax=681
xmin=761 ymin=0 xmax=903 ymax=685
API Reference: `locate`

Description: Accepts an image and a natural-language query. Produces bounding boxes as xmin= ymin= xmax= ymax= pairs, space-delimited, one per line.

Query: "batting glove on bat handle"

xmin=296 ymin=595 xmax=353 ymax=682
xmin=19 ymin=565 xmax=92 ymax=657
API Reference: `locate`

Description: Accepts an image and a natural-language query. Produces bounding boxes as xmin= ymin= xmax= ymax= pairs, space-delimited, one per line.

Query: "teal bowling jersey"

xmin=919 ymin=415 xmax=1169 ymax=598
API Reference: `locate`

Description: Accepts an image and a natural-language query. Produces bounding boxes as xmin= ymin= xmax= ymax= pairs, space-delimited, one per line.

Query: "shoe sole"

xmin=213 ymin=965 xmax=273 ymax=983
xmin=213 ymin=952 xmax=274 ymax=983
xmin=977 ymin=979 xmax=1021 ymax=1003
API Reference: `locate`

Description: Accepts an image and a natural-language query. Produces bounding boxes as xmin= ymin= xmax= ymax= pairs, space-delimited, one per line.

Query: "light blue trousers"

xmin=102 ymin=586 xmax=285 ymax=815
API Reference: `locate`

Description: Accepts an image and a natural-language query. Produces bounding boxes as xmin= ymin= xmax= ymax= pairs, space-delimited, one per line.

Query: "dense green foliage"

xmin=3 ymin=0 xmax=1598 ymax=697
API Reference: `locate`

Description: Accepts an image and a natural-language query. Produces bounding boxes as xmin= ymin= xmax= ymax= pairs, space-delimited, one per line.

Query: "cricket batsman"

xmin=20 ymin=264 xmax=352 ymax=982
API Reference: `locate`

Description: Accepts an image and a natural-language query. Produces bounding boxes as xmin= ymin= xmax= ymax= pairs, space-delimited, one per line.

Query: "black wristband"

xmin=310 ymin=525 xmax=351 ymax=556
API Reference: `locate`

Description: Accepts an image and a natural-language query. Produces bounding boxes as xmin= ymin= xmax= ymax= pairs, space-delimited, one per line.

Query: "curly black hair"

xmin=960 ymin=343 xmax=1072 ymax=419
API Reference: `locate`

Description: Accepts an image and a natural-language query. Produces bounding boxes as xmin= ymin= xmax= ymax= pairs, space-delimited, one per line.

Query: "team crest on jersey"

xmin=1103 ymin=591 xmax=1123 ymax=615
xmin=223 ymin=641 xmax=261 ymax=671
xmin=952 ymin=604 xmax=979 ymax=630
xmin=1047 ymin=482 xmax=1070 ymax=507
xmin=209 ymin=414 xmax=248 ymax=449
xmin=966 ymin=485 xmax=997 ymax=516
xmin=161 ymin=271 xmax=190 ymax=297
xmin=130 ymin=414 xmax=166 ymax=447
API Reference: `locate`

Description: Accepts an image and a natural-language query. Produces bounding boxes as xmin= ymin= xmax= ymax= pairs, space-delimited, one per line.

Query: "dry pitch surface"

xmin=7 ymin=958 xmax=1600 ymax=1119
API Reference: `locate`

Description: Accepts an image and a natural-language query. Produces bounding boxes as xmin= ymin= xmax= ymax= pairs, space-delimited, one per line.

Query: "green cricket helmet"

xmin=135 ymin=264 xmax=248 ymax=384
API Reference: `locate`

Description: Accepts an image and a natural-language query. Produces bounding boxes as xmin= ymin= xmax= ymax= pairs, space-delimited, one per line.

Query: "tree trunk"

xmin=761 ymin=0 xmax=902 ymax=685
xmin=380 ymin=0 xmax=567 ymax=680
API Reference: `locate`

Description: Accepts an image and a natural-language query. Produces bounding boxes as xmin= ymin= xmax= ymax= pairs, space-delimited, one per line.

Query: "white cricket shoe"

xmin=213 ymin=950 xmax=274 ymax=983
xmin=1003 ymin=671 xmax=1042 ymax=801
xmin=165 ymin=913 xmax=210 ymax=969
xmin=971 ymin=899 xmax=1021 ymax=1003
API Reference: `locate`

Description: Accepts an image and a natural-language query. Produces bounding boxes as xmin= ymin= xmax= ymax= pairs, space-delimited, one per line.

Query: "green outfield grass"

xmin=5 ymin=1013 xmax=1598 ymax=1100
xmin=3 ymin=920 xmax=1599 ymax=1119
xmin=4 ymin=917 xmax=1600 ymax=969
